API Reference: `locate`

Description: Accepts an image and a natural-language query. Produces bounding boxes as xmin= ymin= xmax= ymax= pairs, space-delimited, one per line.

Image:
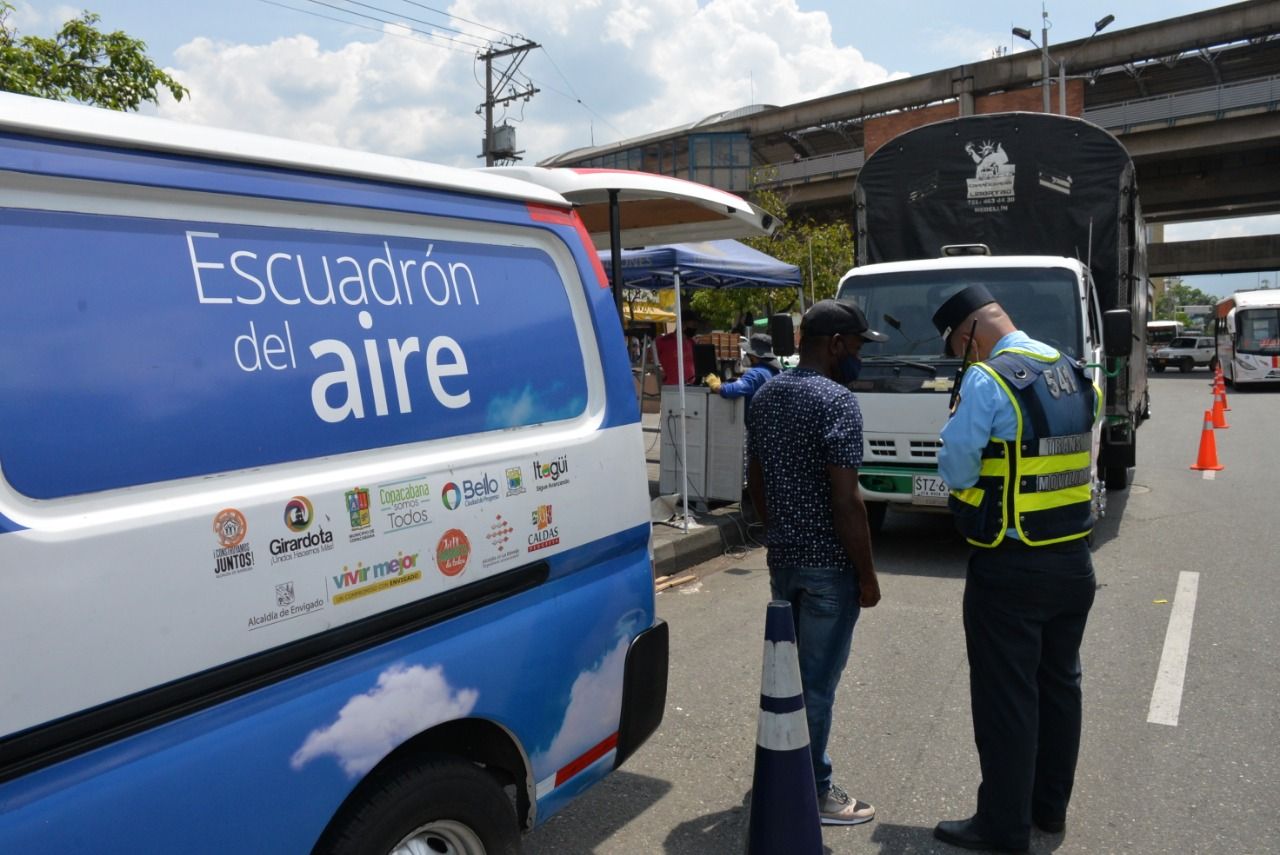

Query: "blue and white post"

xmin=746 ymin=600 xmax=822 ymax=854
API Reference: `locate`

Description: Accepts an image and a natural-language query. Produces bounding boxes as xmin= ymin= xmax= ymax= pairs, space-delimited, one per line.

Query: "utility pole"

xmin=477 ymin=40 xmax=540 ymax=166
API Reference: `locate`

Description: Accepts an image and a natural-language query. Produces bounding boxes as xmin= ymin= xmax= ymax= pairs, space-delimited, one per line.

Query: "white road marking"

xmin=1147 ymin=571 xmax=1200 ymax=727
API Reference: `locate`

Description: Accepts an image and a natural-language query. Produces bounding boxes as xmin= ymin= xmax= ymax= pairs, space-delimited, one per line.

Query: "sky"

xmin=9 ymin=0 xmax=1278 ymax=297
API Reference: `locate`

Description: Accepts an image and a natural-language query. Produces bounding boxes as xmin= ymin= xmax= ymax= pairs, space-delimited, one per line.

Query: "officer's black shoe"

xmin=1033 ymin=814 xmax=1066 ymax=834
xmin=933 ymin=818 xmax=1028 ymax=853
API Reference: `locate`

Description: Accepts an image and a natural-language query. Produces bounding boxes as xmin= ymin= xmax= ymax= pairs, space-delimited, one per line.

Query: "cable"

xmin=337 ymin=0 xmax=490 ymax=48
xmin=399 ymin=0 xmax=517 ymax=40
xmin=293 ymin=0 xmax=485 ymax=52
xmin=258 ymin=0 xmax=474 ymax=54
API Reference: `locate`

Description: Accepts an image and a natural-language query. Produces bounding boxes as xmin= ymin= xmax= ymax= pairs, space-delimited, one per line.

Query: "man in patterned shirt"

xmin=746 ymin=298 xmax=885 ymax=826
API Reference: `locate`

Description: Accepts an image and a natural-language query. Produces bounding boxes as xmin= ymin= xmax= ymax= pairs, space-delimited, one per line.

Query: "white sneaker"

xmin=818 ymin=783 xmax=876 ymax=826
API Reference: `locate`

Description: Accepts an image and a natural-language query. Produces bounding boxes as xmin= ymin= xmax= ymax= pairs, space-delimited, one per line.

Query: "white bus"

xmin=1146 ymin=319 xmax=1184 ymax=364
xmin=1215 ymin=289 xmax=1280 ymax=386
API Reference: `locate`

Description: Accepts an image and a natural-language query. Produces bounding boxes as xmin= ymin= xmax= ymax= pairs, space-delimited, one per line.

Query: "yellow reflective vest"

xmin=949 ymin=348 xmax=1100 ymax=548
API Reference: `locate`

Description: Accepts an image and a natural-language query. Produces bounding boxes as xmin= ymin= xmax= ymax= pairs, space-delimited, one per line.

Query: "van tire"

xmin=1179 ymin=357 xmax=1194 ymax=373
xmin=1153 ymin=364 xmax=1165 ymax=373
xmin=1104 ymin=465 xmax=1129 ymax=491
xmin=319 ymin=757 xmax=520 ymax=855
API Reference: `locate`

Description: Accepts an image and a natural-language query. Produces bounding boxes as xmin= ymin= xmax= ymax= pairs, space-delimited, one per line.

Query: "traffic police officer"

xmin=930 ymin=285 xmax=1101 ymax=853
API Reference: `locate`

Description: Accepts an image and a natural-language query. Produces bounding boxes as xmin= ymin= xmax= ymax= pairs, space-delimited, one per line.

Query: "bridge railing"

xmin=1083 ymin=74 xmax=1280 ymax=132
xmin=754 ymin=75 xmax=1280 ymax=190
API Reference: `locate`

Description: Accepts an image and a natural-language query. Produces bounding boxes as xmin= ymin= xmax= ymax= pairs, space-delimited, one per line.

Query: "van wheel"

xmin=1209 ymin=356 xmax=1219 ymax=372
xmin=865 ymin=501 xmax=888 ymax=534
xmin=1179 ymin=357 xmax=1194 ymax=373
xmin=1153 ymin=364 xmax=1165 ymax=373
xmin=319 ymin=758 xmax=520 ymax=855
xmin=1104 ymin=465 xmax=1129 ymax=491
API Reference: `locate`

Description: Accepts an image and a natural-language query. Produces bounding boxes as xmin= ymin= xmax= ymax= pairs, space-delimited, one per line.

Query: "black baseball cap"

xmin=800 ymin=299 xmax=888 ymax=342
xmin=932 ymin=284 xmax=997 ymax=339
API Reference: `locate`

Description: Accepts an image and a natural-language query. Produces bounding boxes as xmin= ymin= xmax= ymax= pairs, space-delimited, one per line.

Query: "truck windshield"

xmin=1235 ymin=308 xmax=1280 ymax=355
xmin=837 ymin=267 xmax=1083 ymax=360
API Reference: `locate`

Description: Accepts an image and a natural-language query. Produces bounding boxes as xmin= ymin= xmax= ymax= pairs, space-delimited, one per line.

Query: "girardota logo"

xmin=283 ymin=496 xmax=313 ymax=532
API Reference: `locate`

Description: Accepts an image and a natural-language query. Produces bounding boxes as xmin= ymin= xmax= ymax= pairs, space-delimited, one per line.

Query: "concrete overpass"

xmin=542 ymin=0 xmax=1280 ymax=274
xmin=1150 ymin=235 xmax=1280 ymax=276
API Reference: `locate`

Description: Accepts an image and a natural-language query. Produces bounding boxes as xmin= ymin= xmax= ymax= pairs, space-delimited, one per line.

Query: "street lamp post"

xmin=1013 ymin=10 xmax=1114 ymax=115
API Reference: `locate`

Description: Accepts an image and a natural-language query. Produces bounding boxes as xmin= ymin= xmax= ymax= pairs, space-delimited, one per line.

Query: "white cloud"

xmin=291 ymin=664 xmax=478 ymax=777
xmin=148 ymin=0 xmax=900 ymax=168
xmin=1163 ymin=214 xmax=1280 ymax=243
xmin=535 ymin=635 xmax=630 ymax=772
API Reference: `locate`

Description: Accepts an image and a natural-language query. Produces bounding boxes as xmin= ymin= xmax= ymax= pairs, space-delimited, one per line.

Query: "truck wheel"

xmin=1104 ymin=465 xmax=1130 ymax=491
xmin=1179 ymin=357 xmax=1194 ymax=373
xmin=319 ymin=757 xmax=520 ymax=855
xmin=865 ymin=501 xmax=888 ymax=534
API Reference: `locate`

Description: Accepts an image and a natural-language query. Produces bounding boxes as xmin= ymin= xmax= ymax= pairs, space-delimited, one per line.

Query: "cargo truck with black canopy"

xmin=836 ymin=112 xmax=1147 ymax=530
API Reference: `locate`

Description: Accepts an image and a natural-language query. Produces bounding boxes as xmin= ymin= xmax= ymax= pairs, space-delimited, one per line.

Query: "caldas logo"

xmin=532 ymin=455 xmax=570 ymax=492
xmin=963 ymin=139 xmax=1016 ymax=212
xmin=527 ymin=504 xmax=560 ymax=552
xmin=441 ymin=482 xmax=462 ymax=510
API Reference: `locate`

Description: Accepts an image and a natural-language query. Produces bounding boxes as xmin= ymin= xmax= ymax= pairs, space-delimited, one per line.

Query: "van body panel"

xmin=0 ymin=95 xmax=670 ymax=850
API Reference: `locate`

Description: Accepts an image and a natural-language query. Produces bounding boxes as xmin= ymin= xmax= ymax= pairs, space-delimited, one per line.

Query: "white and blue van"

xmin=0 ymin=93 xmax=772 ymax=853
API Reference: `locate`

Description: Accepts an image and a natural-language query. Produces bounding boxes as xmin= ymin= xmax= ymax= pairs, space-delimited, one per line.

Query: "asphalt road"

xmin=526 ymin=369 xmax=1279 ymax=854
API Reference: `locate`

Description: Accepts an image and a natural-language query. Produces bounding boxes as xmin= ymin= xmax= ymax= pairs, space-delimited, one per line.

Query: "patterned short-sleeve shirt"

xmin=747 ymin=367 xmax=864 ymax=570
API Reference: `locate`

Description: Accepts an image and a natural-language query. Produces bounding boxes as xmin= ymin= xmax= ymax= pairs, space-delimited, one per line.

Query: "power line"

xmin=258 ymin=0 xmax=474 ymax=53
xmin=335 ymin=0 xmax=490 ymax=48
xmin=398 ymin=0 xmax=517 ymax=41
xmin=296 ymin=0 xmax=487 ymax=52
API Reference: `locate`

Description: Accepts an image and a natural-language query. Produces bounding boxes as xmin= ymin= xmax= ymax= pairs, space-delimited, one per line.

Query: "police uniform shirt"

xmin=938 ymin=331 xmax=1097 ymax=542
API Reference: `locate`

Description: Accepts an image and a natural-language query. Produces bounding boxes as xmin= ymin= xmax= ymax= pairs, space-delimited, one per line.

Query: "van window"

xmin=0 ymin=208 xmax=589 ymax=499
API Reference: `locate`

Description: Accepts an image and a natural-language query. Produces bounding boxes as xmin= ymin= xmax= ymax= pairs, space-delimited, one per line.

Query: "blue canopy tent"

xmin=598 ymin=240 xmax=802 ymax=531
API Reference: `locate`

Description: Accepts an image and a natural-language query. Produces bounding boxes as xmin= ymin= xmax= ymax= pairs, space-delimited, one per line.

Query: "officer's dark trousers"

xmin=963 ymin=538 xmax=1096 ymax=846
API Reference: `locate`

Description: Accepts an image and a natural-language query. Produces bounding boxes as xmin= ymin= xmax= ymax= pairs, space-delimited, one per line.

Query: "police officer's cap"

xmin=932 ymin=284 xmax=997 ymax=340
xmin=801 ymin=299 xmax=888 ymax=342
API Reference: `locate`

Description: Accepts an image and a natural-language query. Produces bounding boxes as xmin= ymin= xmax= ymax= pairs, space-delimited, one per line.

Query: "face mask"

xmin=838 ymin=355 xmax=862 ymax=383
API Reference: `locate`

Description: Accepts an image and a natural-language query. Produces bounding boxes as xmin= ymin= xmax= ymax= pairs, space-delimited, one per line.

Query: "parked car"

xmin=1152 ymin=336 xmax=1217 ymax=372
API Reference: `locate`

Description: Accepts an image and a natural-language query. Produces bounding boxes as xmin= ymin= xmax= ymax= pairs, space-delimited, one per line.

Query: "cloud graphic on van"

xmin=486 ymin=383 xmax=584 ymax=430
xmin=533 ymin=635 xmax=629 ymax=774
xmin=290 ymin=664 xmax=478 ymax=777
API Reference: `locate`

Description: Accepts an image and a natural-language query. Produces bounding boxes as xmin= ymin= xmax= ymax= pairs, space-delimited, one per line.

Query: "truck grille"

xmin=868 ymin=439 xmax=896 ymax=458
xmin=909 ymin=440 xmax=942 ymax=460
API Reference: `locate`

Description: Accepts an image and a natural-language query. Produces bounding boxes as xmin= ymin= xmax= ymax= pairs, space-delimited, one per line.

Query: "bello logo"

xmin=461 ymin=473 xmax=499 ymax=505
xmin=436 ymin=528 xmax=471 ymax=577
xmin=284 ymin=496 xmax=314 ymax=532
xmin=441 ymin=482 xmax=462 ymax=510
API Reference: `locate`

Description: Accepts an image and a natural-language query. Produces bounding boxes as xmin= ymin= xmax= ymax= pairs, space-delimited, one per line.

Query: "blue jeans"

xmin=769 ymin=565 xmax=861 ymax=796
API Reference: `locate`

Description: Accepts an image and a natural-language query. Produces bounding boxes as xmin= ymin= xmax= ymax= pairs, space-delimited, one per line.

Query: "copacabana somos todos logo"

xmin=187 ymin=230 xmax=482 ymax=424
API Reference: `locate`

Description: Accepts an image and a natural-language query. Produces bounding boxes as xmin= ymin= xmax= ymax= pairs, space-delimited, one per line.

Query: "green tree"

xmin=688 ymin=186 xmax=854 ymax=329
xmin=0 ymin=3 xmax=187 ymax=110
xmin=1156 ymin=277 xmax=1218 ymax=321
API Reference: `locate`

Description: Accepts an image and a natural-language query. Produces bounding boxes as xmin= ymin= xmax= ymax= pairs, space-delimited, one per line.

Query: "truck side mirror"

xmin=769 ymin=313 xmax=796 ymax=357
xmin=1103 ymin=309 xmax=1132 ymax=359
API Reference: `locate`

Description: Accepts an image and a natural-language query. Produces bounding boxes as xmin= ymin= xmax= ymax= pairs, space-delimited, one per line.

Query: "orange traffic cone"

xmin=1211 ymin=389 xmax=1230 ymax=429
xmin=1217 ymin=379 xmax=1231 ymax=411
xmin=1190 ymin=409 xmax=1224 ymax=471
